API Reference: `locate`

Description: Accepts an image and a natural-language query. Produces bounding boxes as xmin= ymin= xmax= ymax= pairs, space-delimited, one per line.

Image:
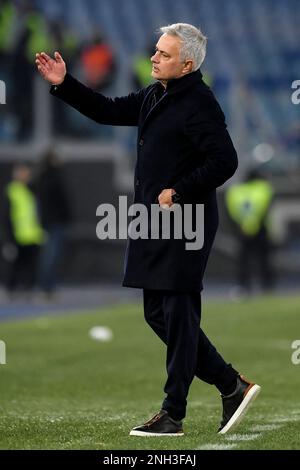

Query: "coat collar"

xmin=138 ymin=70 xmax=202 ymax=137
xmin=155 ymin=69 xmax=203 ymax=95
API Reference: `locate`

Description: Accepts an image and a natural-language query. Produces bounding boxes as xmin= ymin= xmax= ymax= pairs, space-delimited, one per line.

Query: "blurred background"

xmin=0 ymin=0 xmax=300 ymax=309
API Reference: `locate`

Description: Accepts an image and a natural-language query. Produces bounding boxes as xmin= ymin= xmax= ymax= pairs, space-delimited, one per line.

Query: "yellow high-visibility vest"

xmin=225 ymin=179 xmax=273 ymax=236
xmin=6 ymin=181 xmax=44 ymax=245
xmin=0 ymin=1 xmax=16 ymax=53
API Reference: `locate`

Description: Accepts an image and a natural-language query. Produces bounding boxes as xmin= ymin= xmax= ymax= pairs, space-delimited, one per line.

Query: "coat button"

xmin=139 ymin=138 xmax=144 ymax=146
xmin=136 ymin=179 xmax=140 ymax=186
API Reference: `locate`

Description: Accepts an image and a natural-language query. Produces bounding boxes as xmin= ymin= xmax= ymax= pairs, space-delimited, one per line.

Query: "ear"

xmin=182 ymin=60 xmax=193 ymax=74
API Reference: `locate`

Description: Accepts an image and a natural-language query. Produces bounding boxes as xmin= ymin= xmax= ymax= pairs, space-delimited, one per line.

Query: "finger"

xmin=36 ymin=55 xmax=47 ymax=65
xmin=36 ymin=63 xmax=46 ymax=73
xmin=35 ymin=53 xmax=44 ymax=63
xmin=54 ymin=51 xmax=63 ymax=62
xmin=37 ymin=58 xmax=51 ymax=70
xmin=41 ymin=52 xmax=52 ymax=62
xmin=35 ymin=60 xmax=49 ymax=74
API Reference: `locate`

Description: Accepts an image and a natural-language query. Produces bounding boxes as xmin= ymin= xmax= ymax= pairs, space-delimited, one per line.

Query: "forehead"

xmin=156 ymin=33 xmax=182 ymax=55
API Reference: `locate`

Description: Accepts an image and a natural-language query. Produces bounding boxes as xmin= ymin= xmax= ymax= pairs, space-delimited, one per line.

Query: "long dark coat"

xmin=51 ymin=70 xmax=238 ymax=291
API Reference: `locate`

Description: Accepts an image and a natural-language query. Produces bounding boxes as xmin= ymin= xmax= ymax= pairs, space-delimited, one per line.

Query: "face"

xmin=14 ymin=166 xmax=31 ymax=184
xmin=151 ymin=33 xmax=193 ymax=84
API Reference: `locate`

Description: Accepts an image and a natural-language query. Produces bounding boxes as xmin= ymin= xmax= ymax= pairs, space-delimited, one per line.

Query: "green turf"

xmin=0 ymin=294 xmax=300 ymax=449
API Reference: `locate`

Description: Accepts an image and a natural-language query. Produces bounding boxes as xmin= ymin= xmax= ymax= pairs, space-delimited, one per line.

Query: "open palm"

xmin=35 ymin=51 xmax=66 ymax=85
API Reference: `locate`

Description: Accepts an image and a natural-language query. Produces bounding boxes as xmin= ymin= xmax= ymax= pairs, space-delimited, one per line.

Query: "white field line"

xmin=197 ymin=443 xmax=237 ymax=450
xmin=197 ymin=410 xmax=298 ymax=450
xmin=271 ymin=416 xmax=300 ymax=423
xmin=250 ymin=424 xmax=283 ymax=432
xmin=225 ymin=433 xmax=261 ymax=442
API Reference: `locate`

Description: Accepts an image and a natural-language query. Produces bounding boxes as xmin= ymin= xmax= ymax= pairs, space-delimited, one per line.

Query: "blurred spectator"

xmin=11 ymin=2 xmax=54 ymax=140
xmin=35 ymin=150 xmax=72 ymax=296
xmin=2 ymin=162 xmax=44 ymax=296
xmin=0 ymin=0 xmax=16 ymax=74
xmin=0 ymin=0 xmax=17 ymax=139
xmin=225 ymin=169 xmax=275 ymax=293
xmin=53 ymin=30 xmax=115 ymax=138
xmin=49 ymin=18 xmax=80 ymax=135
xmin=80 ymin=31 xmax=116 ymax=91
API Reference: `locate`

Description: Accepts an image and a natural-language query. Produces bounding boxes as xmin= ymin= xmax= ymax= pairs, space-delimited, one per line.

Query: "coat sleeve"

xmin=173 ymin=93 xmax=238 ymax=199
xmin=50 ymin=73 xmax=146 ymax=126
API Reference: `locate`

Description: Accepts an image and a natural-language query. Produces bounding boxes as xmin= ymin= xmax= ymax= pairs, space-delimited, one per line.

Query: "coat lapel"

xmin=139 ymin=84 xmax=168 ymax=137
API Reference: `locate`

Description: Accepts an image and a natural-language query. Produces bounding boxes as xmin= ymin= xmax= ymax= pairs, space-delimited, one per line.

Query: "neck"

xmin=159 ymin=80 xmax=168 ymax=89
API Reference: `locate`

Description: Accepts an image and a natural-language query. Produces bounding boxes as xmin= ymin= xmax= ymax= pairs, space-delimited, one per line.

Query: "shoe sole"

xmin=218 ymin=384 xmax=261 ymax=434
xmin=129 ymin=430 xmax=184 ymax=437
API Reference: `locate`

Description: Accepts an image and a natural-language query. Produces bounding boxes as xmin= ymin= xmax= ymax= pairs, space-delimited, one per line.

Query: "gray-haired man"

xmin=36 ymin=23 xmax=260 ymax=436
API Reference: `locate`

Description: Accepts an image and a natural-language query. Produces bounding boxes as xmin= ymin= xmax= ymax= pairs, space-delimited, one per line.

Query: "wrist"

xmin=51 ymin=74 xmax=66 ymax=86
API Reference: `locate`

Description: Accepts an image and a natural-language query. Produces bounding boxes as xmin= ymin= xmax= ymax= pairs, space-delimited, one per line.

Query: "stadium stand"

xmin=0 ymin=0 xmax=299 ymax=285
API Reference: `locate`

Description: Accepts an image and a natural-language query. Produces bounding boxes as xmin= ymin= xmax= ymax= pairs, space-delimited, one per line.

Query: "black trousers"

xmin=6 ymin=244 xmax=40 ymax=292
xmin=238 ymin=231 xmax=274 ymax=291
xmin=143 ymin=289 xmax=238 ymax=421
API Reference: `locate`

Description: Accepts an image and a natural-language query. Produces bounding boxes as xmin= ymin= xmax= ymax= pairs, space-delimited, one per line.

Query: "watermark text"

xmin=0 ymin=340 xmax=6 ymax=365
xmin=96 ymin=196 xmax=204 ymax=250
xmin=291 ymin=340 xmax=300 ymax=365
xmin=291 ymin=80 xmax=300 ymax=104
xmin=0 ymin=80 xmax=6 ymax=104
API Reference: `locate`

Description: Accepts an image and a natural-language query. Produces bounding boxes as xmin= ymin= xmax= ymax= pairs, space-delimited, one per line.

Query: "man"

xmin=35 ymin=150 xmax=72 ymax=296
xmin=225 ymin=168 xmax=275 ymax=293
xmin=3 ymin=163 xmax=44 ymax=295
xmin=36 ymin=23 xmax=260 ymax=436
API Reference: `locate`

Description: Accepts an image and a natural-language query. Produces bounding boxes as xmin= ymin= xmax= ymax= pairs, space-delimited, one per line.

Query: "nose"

xmin=151 ymin=51 xmax=159 ymax=63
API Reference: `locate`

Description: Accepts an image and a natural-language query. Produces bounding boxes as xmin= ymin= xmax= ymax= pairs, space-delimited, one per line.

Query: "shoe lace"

xmin=144 ymin=411 xmax=164 ymax=426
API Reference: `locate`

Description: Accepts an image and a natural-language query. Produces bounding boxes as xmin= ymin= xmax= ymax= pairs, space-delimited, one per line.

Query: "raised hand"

xmin=35 ymin=51 xmax=66 ymax=85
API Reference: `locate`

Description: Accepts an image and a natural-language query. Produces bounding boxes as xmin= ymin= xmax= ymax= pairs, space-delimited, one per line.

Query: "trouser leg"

xmin=161 ymin=291 xmax=200 ymax=420
xmin=238 ymin=237 xmax=252 ymax=291
xmin=257 ymin=233 xmax=274 ymax=290
xmin=143 ymin=289 xmax=238 ymax=421
xmin=6 ymin=245 xmax=23 ymax=291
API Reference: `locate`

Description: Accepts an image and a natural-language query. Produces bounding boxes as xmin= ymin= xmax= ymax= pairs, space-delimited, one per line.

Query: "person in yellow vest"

xmin=0 ymin=0 xmax=16 ymax=68
xmin=3 ymin=163 xmax=44 ymax=295
xmin=11 ymin=5 xmax=54 ymax=140
xmin=225 ymin=169 xmax=275 ymax=293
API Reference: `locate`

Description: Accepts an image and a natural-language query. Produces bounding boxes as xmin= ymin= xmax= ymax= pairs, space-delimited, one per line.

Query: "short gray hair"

xmin=159 ymin=23 xmax=207 ymax=71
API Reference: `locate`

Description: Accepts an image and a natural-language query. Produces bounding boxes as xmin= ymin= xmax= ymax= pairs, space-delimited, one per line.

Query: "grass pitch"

xmin=0 ymin=294 xmax=299 ymax=450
